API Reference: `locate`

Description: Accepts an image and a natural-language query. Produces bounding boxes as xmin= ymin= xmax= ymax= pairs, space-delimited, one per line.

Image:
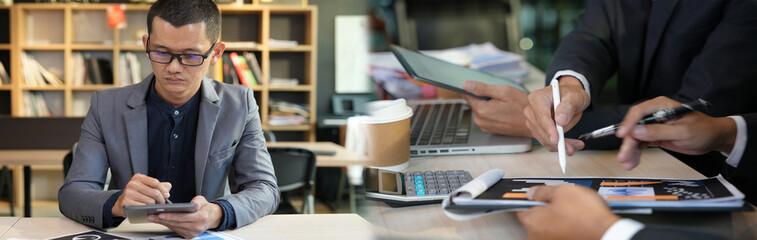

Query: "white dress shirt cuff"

xmin=601 ymin=218 xmax=645 ymax=240
xmin=723 ymin=116 xmax=747 ymax=168
xmin=551 ymin=70 xmax=591 ymax=102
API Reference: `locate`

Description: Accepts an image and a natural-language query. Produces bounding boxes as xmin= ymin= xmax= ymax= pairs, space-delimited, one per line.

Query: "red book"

xmin=228 ymin=52 xmax=249 ymax=86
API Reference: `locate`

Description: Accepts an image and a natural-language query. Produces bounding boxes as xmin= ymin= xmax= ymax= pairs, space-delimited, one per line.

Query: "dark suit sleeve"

xmin=631 ymin=225 xmax=728 ymax=240
xmin=546 ymin=0 xmax=618 ymax=99
xmin=723 ymin=113 xmax=757 ymax=203
xmin=672 ymin=0 xmax=757 ymax=119
xmin=545 ymin=0 xmax=631 ymax=149
xmin=557 ymin=0 xmax=757 ymax=149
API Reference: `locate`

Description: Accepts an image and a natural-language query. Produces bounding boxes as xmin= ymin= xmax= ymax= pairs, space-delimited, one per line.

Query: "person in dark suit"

xmin=508 ymin=0 xmax=757 ymax=155
xmin=615 ymin=96 xmax=756 ymax=203
xmin=518 ymin=96 xmax=751 ymax=240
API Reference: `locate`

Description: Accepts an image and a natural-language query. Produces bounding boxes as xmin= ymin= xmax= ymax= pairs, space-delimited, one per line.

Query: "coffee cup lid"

xmin=364 ymin=99 xmax=413 ymax=124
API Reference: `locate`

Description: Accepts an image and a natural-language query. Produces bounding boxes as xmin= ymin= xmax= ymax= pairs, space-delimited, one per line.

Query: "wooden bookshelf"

xmin=0 ymin=6 xmax=11 ymax=116
xmin=4 ymin=3 xmax=317 ymax=141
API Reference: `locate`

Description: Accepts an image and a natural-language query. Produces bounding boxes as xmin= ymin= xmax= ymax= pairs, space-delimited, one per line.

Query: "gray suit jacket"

xmin=58 ymin=74 xmax=279 ymax=229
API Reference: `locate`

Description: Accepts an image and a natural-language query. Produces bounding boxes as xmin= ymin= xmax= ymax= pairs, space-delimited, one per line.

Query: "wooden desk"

xmin=0 ymin=214 xmax=373 ymax=239
xmin=267 ymin=141 xmax=368 ymax=167
xmin=0 ymin=218 xmax=19 ymax=237
xmin=362 ymin=146 xmax=757 ymax=239
xmin=0 ymin=150 xmax=68 ymax=218
xmin=0 ymin=143 xmax=364 ymax=217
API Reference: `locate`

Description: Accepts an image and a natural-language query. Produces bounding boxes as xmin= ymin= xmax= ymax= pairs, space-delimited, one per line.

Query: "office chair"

xmin=62 ymin=142 xmax=77 ymax=179
xmin=63 ymin=142 xmax=113 ymax=190
xmin=269 ymin=147 xmax=317 ymax=214
xmin=0 ymin=166 xmax=13 ymax=216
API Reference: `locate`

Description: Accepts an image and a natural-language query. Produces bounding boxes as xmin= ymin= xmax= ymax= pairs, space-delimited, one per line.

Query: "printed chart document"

xmin=443 ymin=169 xmax=747 ymax=220
xmin=49 ymin=230 xmax=129 ymax=240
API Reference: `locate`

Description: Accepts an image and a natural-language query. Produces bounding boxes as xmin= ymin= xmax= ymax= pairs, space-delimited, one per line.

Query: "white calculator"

xmin=364 ymin=168 xmax=473 ymax=207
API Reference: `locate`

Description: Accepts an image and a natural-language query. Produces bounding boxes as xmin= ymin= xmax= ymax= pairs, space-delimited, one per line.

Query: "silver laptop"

xmin=408 ymin=99 xmax=532 ymax=157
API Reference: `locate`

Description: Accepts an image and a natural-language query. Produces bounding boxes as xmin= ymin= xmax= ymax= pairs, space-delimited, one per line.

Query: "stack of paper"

xmin=269 ymin=100 xmax=309 ymax=126
xmin=268 ymin=38 xmax=298 ymax=48
xmin=270 ymin=77 xmax=298 ymax=86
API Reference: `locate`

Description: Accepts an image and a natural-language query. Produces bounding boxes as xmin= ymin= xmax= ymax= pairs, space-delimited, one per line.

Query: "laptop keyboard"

xmin=410 ymin=103 xmax=471 ymax=146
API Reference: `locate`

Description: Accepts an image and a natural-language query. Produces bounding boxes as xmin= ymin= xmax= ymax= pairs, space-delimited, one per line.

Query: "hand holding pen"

xmin=524 ymin=76 xmax=590 ymax=156
xmin=111 ymin=174 xmax=173 ymax=218
xmin=613 ymin=97 xmax=724 ymax=170
xmin=578 ymin=98 xmax=711 ymax=140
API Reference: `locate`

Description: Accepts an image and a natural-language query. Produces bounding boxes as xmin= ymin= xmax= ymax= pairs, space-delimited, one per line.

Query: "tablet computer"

xmin=390 ymin=45 xmax=528 ymax=100
xmin=124 ymin=203 xmax=197 ymax=223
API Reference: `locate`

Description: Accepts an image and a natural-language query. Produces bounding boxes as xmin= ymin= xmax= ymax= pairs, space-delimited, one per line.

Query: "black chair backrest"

xmin=63 ymin=151 xmax=73 ymax=178
xmin=269 ymin=147 xmax=317 ymax=192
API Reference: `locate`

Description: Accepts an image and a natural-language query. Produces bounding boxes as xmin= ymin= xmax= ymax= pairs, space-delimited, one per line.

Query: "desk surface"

xmin=0 ymin=150 xmax=68 ymax=165
xmin=0 ymin=214 xmax=373 ymax=240
xmin=267 ymin=141 xmax=367 ymax=167
xmin=0 ymin=142 xmax=366 ymax=167
xmin=362 ymin=146 xmax=757 ymax=239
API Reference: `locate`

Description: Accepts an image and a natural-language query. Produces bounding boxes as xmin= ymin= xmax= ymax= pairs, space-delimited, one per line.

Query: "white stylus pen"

xmin=550 ymin=80 xmax=567 ymax=174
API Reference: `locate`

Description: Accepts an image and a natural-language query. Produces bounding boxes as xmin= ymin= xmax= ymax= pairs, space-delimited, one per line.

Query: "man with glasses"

xmin=58 ymin=0 xmax=279 ymax=238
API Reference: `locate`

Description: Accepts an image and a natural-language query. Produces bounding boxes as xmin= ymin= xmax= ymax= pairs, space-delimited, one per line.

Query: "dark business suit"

xmin=722 ymin=113 xmax=757 ymax=204
xmin=547 ymin=0 xmax=757 ymax=150
xmin=632 ymin=225 xmax=728 ymax=240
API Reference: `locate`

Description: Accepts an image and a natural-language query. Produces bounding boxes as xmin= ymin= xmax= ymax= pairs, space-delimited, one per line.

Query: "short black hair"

xmin=147 ymin=0 xmax=221 ymax=43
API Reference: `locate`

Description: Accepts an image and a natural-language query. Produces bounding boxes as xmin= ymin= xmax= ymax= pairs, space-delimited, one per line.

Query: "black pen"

xmin=578 ymin=99 xmax=711 ymax=140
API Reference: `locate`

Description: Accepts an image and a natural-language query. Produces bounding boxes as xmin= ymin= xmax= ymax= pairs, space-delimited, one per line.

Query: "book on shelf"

xmin=128 ymin=52 xmax=143 ymax=85
xmin=222 ymin=53 xmax=241 ymax=85
xmin=228 ymin=52 xmax=257 ymax=86
xmin=222 ymin=53 xmax=232 ymax=84
xmin=23 ymin=92 xmax=51 ymax=117
xmin=244 ymin=52 xmax=264 ymax=85
xmin=442 ymin=169 xmax=749 ymax=221
xmin=21 ymin=52 xmax=64 ymax=87
xmin=72 ymin=53 xmax=115 ymax=86
xmin=118 ymin=53 xmax=142 ymax=86
xmin=222 ymin=62 xmax=231 ymax=83
xmin=72 ymin=53 xmax=86 ymax=86
xmin=87 ymin=56 xmax=103 ymax=84
xmin=118 ymin=54 xmax=130 ymax=86
xmin=229 ymin=61 xmax=240 ymax=85
xmin=97 ymin=58 xmax=114 ymax=84
xmin=0 ymin=60 xmax=9 ymax=85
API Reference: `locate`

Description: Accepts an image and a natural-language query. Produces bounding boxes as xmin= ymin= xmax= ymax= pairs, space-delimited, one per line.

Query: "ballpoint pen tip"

xmin=577 ymin=133 xmax=590 ymax=140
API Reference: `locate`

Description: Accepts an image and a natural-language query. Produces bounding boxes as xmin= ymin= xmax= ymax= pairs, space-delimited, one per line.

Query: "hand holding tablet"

xmin=390 ymin=45 xmax=528 ymax=100
xmin=124 ymin=202 xmax=198 ymax=223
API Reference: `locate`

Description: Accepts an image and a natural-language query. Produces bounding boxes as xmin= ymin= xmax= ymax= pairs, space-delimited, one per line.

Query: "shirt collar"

xmin=147 ymin=79 xmax=202 ymax=115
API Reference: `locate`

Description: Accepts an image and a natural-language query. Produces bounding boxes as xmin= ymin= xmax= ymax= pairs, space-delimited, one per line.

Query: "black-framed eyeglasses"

xmin=145 ymin=37 xmax=217 ymax=66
